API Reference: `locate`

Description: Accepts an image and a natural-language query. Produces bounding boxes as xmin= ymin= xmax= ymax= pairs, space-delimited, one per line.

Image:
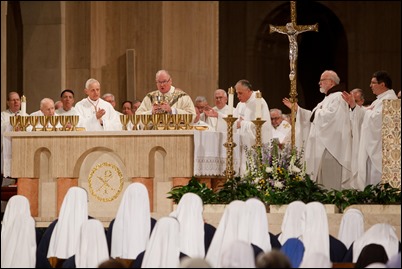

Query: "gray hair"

xmin=102 ymin=93 xmax=115 ymax=101
xmin=325 ymin=70 xmax=340 ymax=85
xmin=270 ymin=108 xmax=283 ymax=115
xmin=85 ymin=78 xmax=100 ymax=89
xmin=215 ymin=89 xmax=227 ymax=98
xmin=155 ymin=70 xmax=171 ymax=80
xmin=195 ymin=96 xmax=208 ymax=103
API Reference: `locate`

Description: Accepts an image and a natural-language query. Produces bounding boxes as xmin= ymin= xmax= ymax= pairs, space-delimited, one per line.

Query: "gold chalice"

xmin=39 ymin=116 xmax=49 ymax=131
xmin=120 ymin=114 xmax=129 ymax=130
xmin=172 ymin=114 xmax=182 ymax=130
xmin=30 ymin=116 xmax=39 ymax=131
xmin=183 ymin=114 xmax=193 ymax=130
xmin=129 ymin=114 xmax=138 ymax=130
xmin=49 ymin=116 xmax=59 ymax=131
xmin=70 ymin=115 xmax=79 ymax=131
xmin=162 ymin=114 xmax=171 ymax=130
xmin=140 ymin=114 xmax=150 ymax=130
xmin=9 ymin=116 xmax=20 ymax=132
xmin=151 ymin=114 xmax=160 ymax=130
xmin=59 ymin=115 xmax=68 ymax=131
xmin=19 ymin=116 xmax=30 ymax=131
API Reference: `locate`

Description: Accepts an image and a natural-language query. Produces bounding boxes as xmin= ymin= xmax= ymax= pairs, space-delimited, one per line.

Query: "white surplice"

xmin=75 ymin=97 xmax=121 ymax=131
xmin=349 ymin=89 xmax=397 ymax=189
xmin=296 ymin=91 xmax=352 ymax=190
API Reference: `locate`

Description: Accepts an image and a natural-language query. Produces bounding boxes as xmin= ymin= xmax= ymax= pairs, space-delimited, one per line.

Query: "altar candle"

xmin=255 ymin=91 xmax=262 ymax=119
xmin=228 ymin=87 xmax=234 ymax=115
xmin=21 ymin=95 xmax=27 ymax=116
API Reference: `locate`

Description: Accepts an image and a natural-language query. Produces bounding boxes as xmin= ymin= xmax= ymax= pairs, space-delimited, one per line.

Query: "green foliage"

xmin=215 ymin=177 xmax=264 ymax=204
xmin=167 ymin=176 xmax=216 ymax=204
xmin=167 ymin=142 xmax=401 ymax=211
xmin=167 ymin=177 xmax=400 ymax=212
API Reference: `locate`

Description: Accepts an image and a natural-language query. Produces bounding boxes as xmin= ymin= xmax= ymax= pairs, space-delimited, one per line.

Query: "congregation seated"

xmin=342 ymin=223 xmax=400 ymax=263
xmin=107 ymin=183 xmax=156 ymax=267
xmin=354 ymin=243 xmax=389 ymax=268
xmin=220 ymin=240 xmax=257 ymax=267
xmin=280 ymin=238 xmax=305 ymax=268
xmin=337 ymin=208 xmax=365 ymax=249
xmin=1 ymin=195 xmax=36 ymax=268
xmin=131 ymin=217 xmax=188 ymax=268
xmin=256 ymin=249 xmax=292 ymax=268
xmin=36 ymin=187 xmax=90 ymax=268
xmin=205 ymin=200 xmax=267 ymax=267
xmin=169 ymin=193 xmax=216 ymax=257
xmin=62 ymin=219 xmax=109 ymax=268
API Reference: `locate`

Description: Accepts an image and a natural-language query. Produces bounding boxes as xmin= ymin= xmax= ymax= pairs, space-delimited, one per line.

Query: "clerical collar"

xmin=9 ymin=109 xmax=20 ymax=115
xmin=87 ymin=97 xmax=100 ymax=105
xmin=326 ymin=84 xmax=344 ymax=96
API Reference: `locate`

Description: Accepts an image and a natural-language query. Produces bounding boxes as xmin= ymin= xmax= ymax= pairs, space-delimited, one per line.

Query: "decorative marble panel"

xmin=382 ymin=99 xmax=401 ymax=188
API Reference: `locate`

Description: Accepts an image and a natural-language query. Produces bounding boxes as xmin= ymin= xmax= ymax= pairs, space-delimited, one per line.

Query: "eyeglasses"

xmin=319 ymin=78 xmax=331 ymax=82
xmin=215 ymin=96 xmax=225 ymax=100
xmin=156 ymin=78 xmax=171 ymax=85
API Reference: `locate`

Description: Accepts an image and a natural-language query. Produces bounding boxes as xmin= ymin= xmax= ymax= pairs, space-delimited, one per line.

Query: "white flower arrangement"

xmin=243 ymin=140 xmax=306 ymax=192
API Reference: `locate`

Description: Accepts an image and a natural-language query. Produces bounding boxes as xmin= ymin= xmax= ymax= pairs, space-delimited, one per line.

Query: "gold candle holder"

xmin=251 ymin=119 xmax=266 ymax=148
xmin=223 ymin=115 xmax=238 ymax=180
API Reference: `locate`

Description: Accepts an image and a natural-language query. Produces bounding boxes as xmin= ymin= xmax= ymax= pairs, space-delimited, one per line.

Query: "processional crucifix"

xmin=269 ymin=1 xmax=318 ymax=148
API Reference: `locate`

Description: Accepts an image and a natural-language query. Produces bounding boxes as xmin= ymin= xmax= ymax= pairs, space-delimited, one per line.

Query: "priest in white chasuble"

xmin=135 ymin=70 xmax=196 ymax=118
xmin=342 ymin=70 xmax=398 ymax=190
xmin=284 ymin=70 xmax=352 ymax=191
xmin=75 ymin=78 xmax=121 ymax=131
xmin=233 ymin=79 xmax=273 ymax=174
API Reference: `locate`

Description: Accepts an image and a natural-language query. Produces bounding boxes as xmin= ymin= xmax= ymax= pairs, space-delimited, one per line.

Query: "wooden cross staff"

xmin=269 ymin=1 xmax=318 ymax=148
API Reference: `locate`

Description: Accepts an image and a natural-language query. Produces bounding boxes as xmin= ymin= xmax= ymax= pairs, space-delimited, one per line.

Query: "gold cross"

xmin=269 ymin=1 xmax=318 ymax=80
xmin=268 ymin=1 xmax=318 ymax=148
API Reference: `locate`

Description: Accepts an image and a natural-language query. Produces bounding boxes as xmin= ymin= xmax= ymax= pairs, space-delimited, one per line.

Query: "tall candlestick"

xmin=255 ymin=90 xmax=262 ymax=119
xmin=228 ymin=87 xmax=234 ymax=115
xmin=21 ymin=95 xmax=27 ymax=116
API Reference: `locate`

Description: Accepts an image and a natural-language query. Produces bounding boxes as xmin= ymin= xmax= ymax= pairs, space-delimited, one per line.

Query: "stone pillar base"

xmin=17 ymin=178 xmax=39 ymax=217
xmin=57 ymin=178 xmax=78 ymax=216
xmin=132 ymin=177 xmax=154 ymax=211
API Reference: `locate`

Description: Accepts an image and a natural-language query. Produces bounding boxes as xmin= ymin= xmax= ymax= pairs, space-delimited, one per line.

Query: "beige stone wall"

xmin=2 ymin=1 xmax=219 ymax=113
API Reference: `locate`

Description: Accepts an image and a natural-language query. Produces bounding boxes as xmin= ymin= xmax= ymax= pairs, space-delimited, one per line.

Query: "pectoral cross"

xmin=269 ymin=1 xmax=318 ymax=148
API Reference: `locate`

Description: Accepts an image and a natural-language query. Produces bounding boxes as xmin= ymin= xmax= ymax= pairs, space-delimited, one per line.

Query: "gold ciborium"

xmin=183 ymin=114 xmax=193 ymax=130
xmin=70 ymin=115 xmax=79 ymax=131
xmin=30 ymin=116 xmax=39 ymax=131
xmin=19 ymin=116 xmax=30 ymax=131
xmin=171 ymin=114 xmax=182 ymax=130
xmin=49 ymin=116 xmax=59 ymax=131
xmin=120 ymin=114 xmax=129 ymax=130
xmin=140 ymin=114 xmax=150 ymax=130
xmin=59 ymin=115 xmax=68 ymax=131
xmin=10 ymin=116 xmax=20 ymax=132
xmin=39 ymin=116 xmax=49 ymax=131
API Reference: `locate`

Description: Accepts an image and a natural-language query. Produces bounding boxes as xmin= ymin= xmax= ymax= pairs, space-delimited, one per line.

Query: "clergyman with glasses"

xmin=136 ymin=70 xmax=196 ymax=117
xmin=282 ymin=70 xmax=353 ymax=191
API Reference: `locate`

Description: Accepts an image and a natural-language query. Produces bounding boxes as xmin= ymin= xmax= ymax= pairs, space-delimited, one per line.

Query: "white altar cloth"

xmin=193 ymin=130 xmax=241 ymax=177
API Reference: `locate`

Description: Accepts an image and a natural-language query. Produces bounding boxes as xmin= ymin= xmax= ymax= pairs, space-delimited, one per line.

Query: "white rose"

xmin=290 ymin=164 xmax=301 ymax=173
xmin=266 ymin=167 xmax=273 ymax=173
xmin=274 ymin=181 xmax=284 ymax=189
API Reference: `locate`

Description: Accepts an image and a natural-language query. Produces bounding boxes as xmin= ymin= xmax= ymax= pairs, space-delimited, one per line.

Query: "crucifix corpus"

xmin=269 ymin=1 xmax=318 ymax=148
